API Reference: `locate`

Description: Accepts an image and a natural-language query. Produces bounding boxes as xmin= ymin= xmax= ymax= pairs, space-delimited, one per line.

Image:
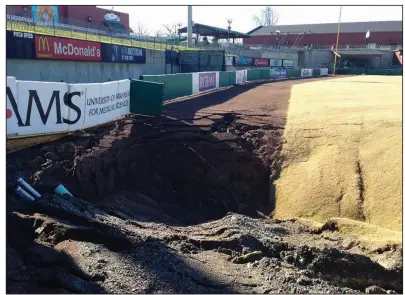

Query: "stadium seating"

xmin=6 ymin=14 xmax=197 ymax=51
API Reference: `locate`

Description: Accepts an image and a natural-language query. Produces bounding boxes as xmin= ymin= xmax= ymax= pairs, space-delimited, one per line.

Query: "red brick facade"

xmin=63 ymin=6 xmax=130 ymax=30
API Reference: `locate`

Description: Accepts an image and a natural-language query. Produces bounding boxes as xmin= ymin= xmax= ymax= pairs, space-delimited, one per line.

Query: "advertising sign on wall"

xmin=6 ymin=31 xmax=36 ymax=59
xmin=270 ymin=69 xmax=287 ymax=79
xmin=254 ymin=58 xmax=270 ymax=67
xmin=270 ymin=59 xmax=283 ymax=67
xmin=101 ymin=43 xmax=146 ymax=63
xmin=282 ymin=59 xmax=295 ymax=68
xmin=192 ymin=72 xmax=220 ymax=94
xmin=234 ymin=56 xmax=253 ymax=66
xmin=301 ymin=69 xmax=313 ymax=77
xmin=199 ymin=72 xmax=217 ymax=92
xmin=235 ymin=70 xmax=247 ymax=85
xmin=225 ymin=56 xmax=234 ymax=66
xmin=35 ymin=35 xmax=101 ymax=61
xmin=69 ymin=80 xmax=130 ymax=130
xmin=6 ymin=77 xmax=19 ymax=136
xmin=320 ymin=68 xmax=329 ymax=76
xmin=12 ymin=81 xmax=69 ymax=136
xmin=32 ymin=6 xmax=59 ymax=24
xmin=6 ymin=77 xmax=130 ymax=137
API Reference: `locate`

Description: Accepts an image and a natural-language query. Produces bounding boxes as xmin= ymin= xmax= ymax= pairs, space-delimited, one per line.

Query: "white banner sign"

xmin=14 ymin=81 xmax=69 ymax=136
xmin=6 ymin=78 xmax=130 ymax=137
xmin=6 ymin=77 xmax=19 ymax=136
xmin=320 ymin=68 xmax=329 ymax=76
xmin=67 ymin=83 xmax=100 ymax=131
xmin=282 ymin=59 xmax=295 ymax=68
xmin=270 ymin=59 xmax=283 ymax=67
xmin=98 ymin=80 xmax=130 ymax=125
xmin=235 ymin=70 xmax=247 ymax=85
xmin=301 ymin=69 xmax=313 ymax=77
xmin=192 ymin=72 xmax=219 ymax=94
xmin=225 ymin=56 xmax=234 ymax=66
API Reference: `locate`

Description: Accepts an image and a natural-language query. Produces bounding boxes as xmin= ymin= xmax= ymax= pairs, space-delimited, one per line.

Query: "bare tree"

xmin=132 ymin=22 xmax=150 ymax=38
xmin=154 ymin=29 xmax=163 ymax=38
xmin=253 ymin=7 xmax=279 ymax=26
xmin=162 ymin=23 xmax=181 ymax=40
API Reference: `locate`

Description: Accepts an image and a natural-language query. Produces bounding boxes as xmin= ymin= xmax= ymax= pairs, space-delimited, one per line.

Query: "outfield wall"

xmin=7 ymin=67 xmax=329 ymax=139
xmin=6 ymin=49 xmax=167 ymax=83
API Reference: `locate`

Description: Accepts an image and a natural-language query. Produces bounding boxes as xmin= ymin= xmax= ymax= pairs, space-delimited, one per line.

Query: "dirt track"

xmin=6 ymin=78 xmax=402 ymax=293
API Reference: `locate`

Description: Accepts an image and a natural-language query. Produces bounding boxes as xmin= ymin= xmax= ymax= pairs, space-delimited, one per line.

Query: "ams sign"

xmin=7 ymin=86 xmax=82 ymax=127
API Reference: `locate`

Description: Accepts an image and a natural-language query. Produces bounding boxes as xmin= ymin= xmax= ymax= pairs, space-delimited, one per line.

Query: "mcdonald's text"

xmin=35 ymin=35 xmax=101 ymax=61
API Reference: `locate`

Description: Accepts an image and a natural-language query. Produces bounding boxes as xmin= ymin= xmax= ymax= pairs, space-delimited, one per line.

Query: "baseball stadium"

xmin=6 ymin=5 xmax=403 ymax=294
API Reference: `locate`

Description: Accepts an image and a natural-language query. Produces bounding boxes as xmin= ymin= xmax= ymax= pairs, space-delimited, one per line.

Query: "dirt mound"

xmin=6 ymin=192 xmax=403 ymax=293
xmin=7 ymin=113 xmax=276 ymax=225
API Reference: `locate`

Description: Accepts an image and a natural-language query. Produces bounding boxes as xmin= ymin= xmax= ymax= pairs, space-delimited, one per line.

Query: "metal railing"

xmin=309 ymin=44 xmax=403 ymax=51
xmin=6 ymin=8 xmax=196 ymax=51
xmin=195 ymin=43 xmax=304 ymax=54
xmin=197 ymin=42 xmax=402 ymax=54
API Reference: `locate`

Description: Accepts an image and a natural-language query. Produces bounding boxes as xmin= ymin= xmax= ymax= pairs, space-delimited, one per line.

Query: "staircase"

xmin=393 ymin=50 xmax=402 ymax=65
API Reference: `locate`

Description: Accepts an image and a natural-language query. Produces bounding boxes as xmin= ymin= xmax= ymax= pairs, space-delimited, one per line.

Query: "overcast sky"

xmin=98 ymin=6 xmax=402 ymax=34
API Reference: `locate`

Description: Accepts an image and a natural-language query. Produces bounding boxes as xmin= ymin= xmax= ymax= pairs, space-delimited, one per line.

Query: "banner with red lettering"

xmin=35 ymin=35 xmax=101 ymax=61
xmin=253 ymin=58 xmax=270 ymax=67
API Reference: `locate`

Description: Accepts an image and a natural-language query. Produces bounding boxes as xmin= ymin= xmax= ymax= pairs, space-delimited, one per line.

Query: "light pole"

xmin=187 ymin=6 xmax=193 ymax=48
xmin=227 ymin=19 xmax=232 ymax=43
xmin=177 ymin=22 xmax=182 ymax=45
xmin=333 ymin=6 xmax=342 ymax=76
xmin=365 ymin=30 xmax=370 ymax=48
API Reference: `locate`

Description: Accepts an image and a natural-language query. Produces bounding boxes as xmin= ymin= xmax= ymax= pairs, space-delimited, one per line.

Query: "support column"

xmin=187 ymin=6 xmax=193 ymax=48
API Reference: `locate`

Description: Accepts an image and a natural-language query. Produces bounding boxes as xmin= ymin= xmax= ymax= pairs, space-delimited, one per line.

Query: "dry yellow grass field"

xmin=274 ymin=76 xmax=402 ymax=236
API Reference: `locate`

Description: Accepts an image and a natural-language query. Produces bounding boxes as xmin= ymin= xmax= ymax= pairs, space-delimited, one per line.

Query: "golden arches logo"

xmin=38 ymin=37 xmax=50 ymax=52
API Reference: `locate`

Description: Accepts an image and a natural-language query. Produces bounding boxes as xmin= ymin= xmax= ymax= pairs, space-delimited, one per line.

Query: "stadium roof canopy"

xmin=178 ymin=23 xmax=251 ymax=39
xmin=248 ymin=21 xmax=402 ymax=36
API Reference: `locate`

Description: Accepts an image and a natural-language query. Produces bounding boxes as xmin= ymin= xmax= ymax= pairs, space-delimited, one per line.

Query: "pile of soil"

xmin=6 ymin=80 xmax=403 ymax=293
xmin=6 ymin=192 xmax=402 ymax=293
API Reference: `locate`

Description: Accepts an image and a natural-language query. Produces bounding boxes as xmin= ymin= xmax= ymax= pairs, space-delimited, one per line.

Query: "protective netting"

xmin=178 ymin=50 xmax=225 ymax=73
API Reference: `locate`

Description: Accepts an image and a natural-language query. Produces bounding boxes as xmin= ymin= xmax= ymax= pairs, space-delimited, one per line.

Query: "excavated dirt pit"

xmin=6 ymin=80 xmax=403 ymax=293
xmin=7 ymin=114 xmax=274 ymax=225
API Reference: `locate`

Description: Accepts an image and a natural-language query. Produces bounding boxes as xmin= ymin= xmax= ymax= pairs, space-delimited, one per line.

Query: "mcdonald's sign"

xmin=35 ymin=35 xmax=101 ymax=61
xmin=253 ymin=58 xmax=270 ymax=67
xmin=36 ymin=36 xmax=52 ymax=58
